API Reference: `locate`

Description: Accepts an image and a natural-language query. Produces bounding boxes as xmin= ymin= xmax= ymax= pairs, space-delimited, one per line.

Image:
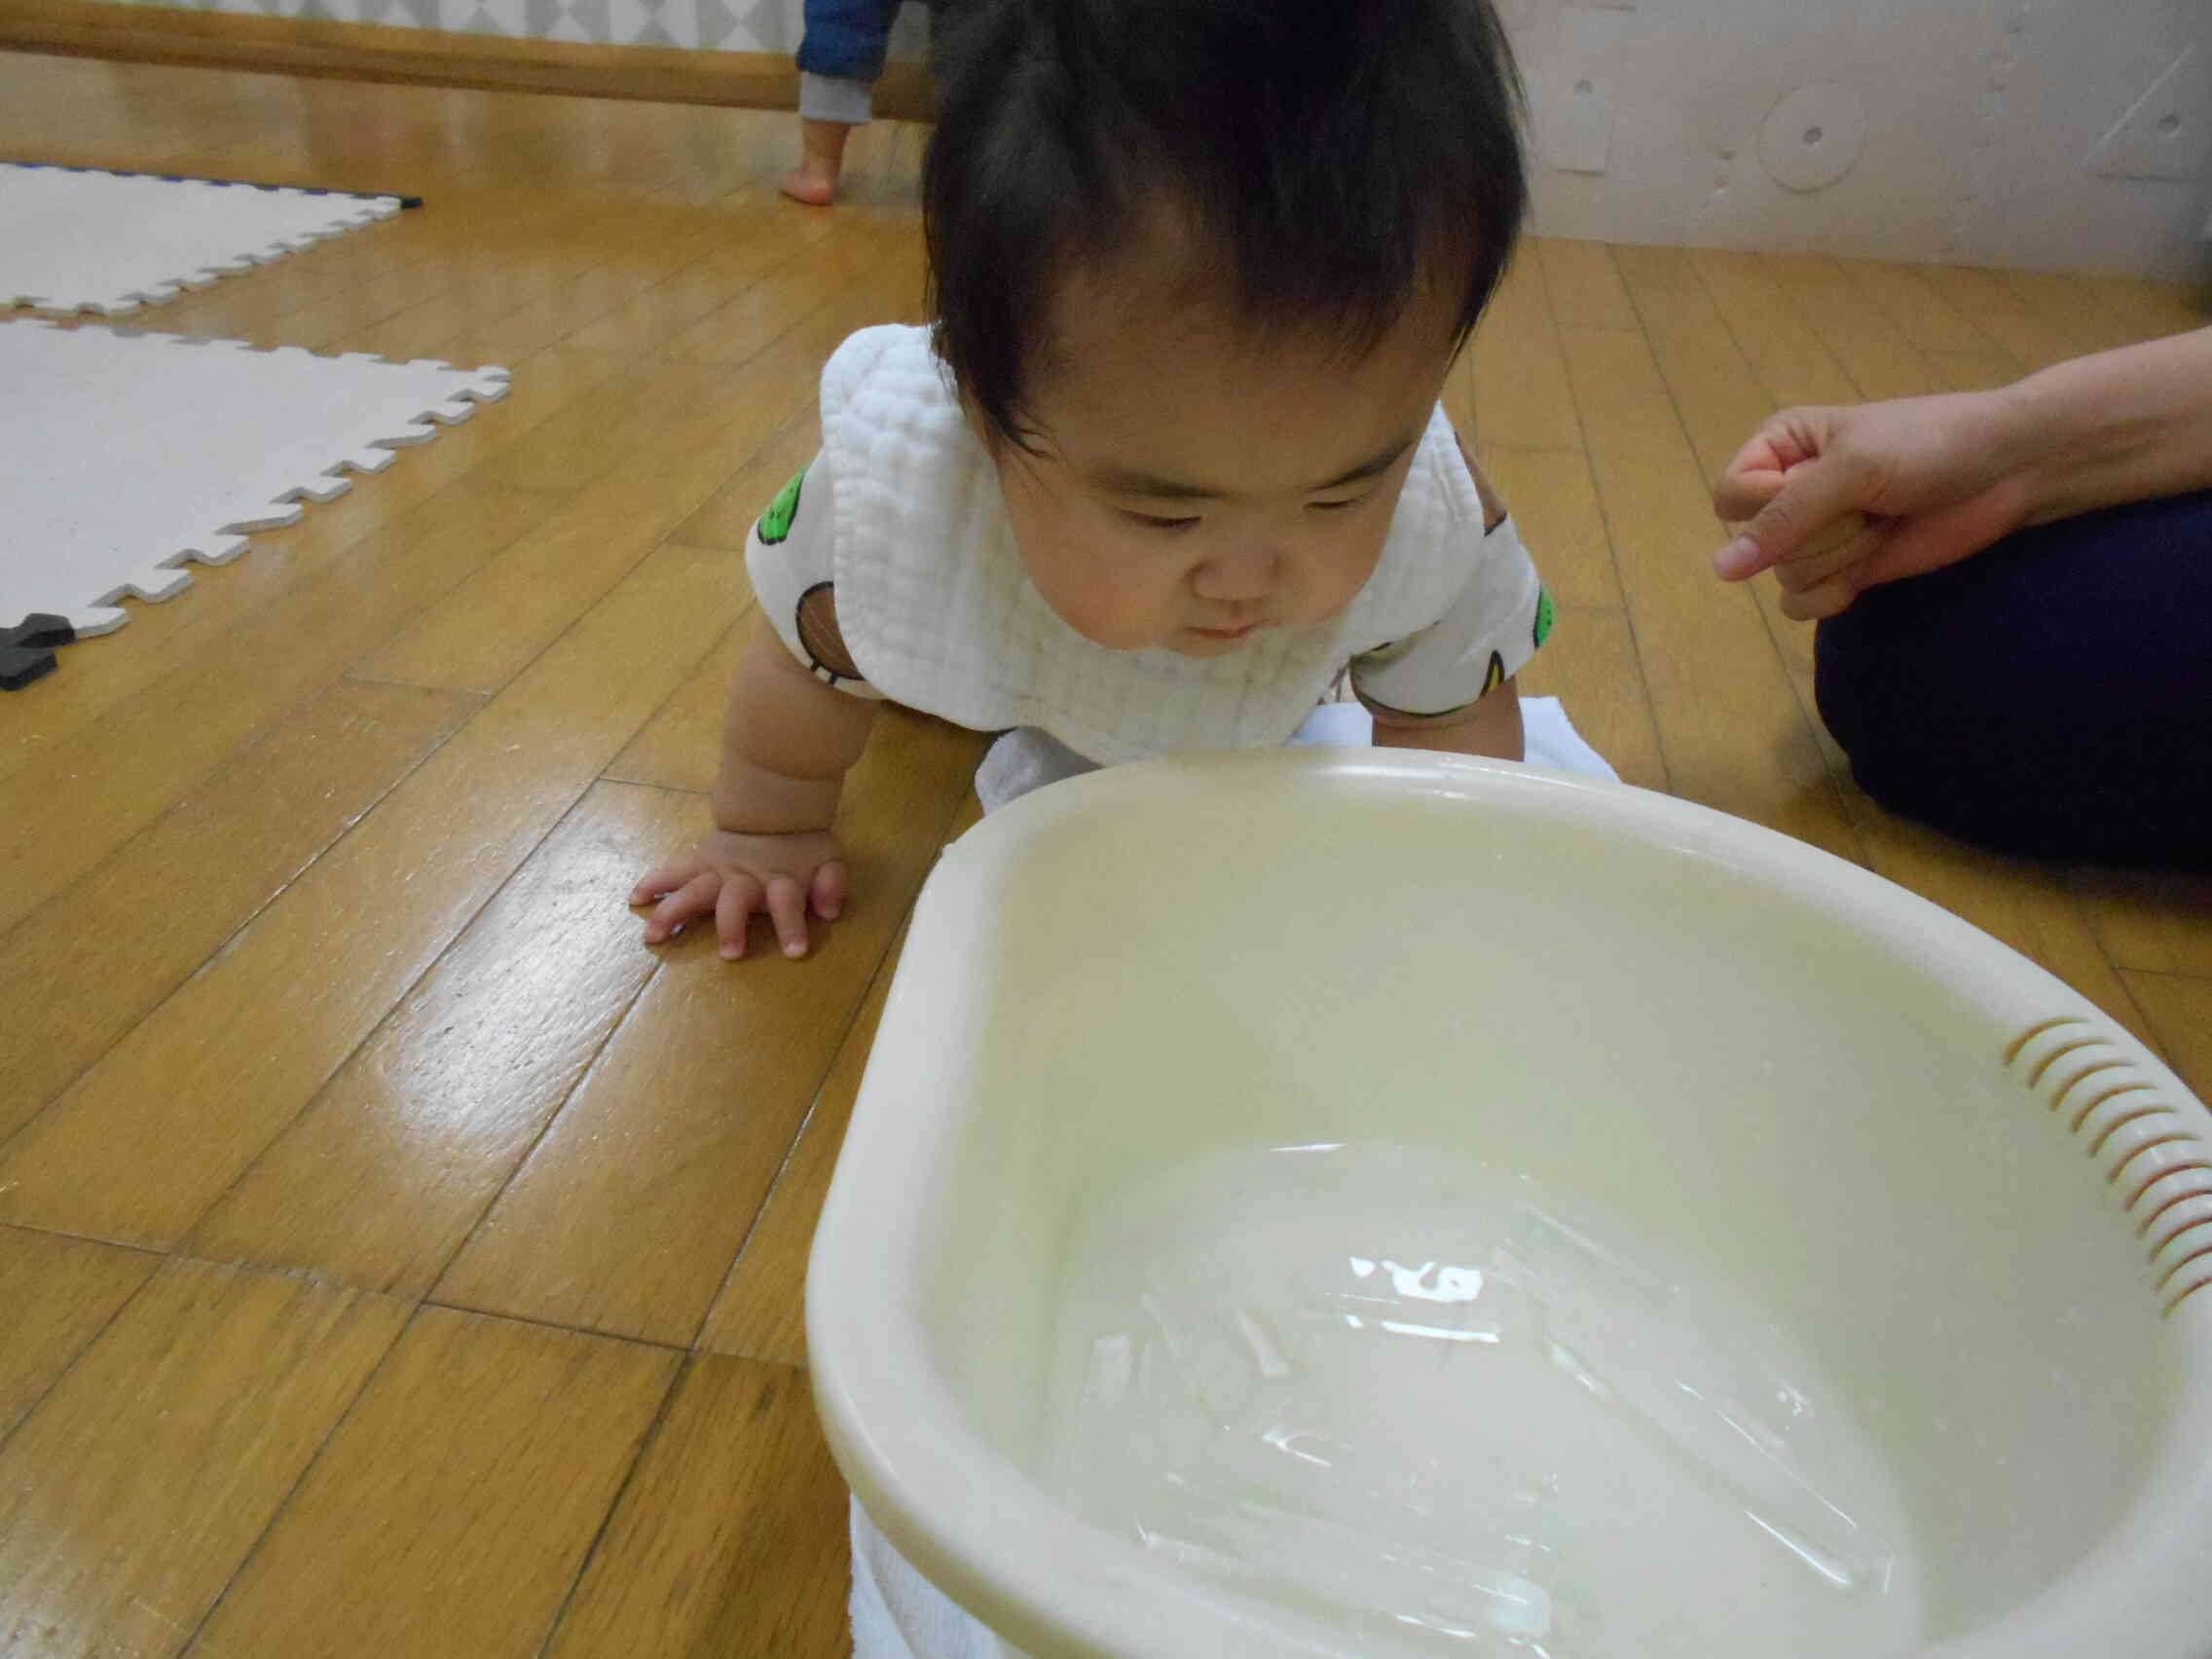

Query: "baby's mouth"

xmin=1189 ymin=618 xmax=1263 ymax=642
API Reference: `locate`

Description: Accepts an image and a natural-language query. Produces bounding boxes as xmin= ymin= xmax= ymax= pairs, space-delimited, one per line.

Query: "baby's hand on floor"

xmin=630 ymin=829 xmax=848 ymax=960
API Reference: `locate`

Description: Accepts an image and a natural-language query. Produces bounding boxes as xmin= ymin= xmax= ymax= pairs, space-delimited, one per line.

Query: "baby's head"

xmin=923 ymin=0 xmax=1526 ymax=657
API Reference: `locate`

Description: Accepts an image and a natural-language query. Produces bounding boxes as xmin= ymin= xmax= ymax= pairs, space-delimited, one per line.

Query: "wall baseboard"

xmin=0 ymin=0 xmax=936 ymax=119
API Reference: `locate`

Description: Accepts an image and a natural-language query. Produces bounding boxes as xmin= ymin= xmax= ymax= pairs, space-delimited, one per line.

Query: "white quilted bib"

xmin=823 ymin=325 xmax=1481 ymax=764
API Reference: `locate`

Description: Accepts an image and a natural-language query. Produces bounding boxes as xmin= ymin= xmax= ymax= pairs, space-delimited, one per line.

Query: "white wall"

xmin=112 ymin=0 xmax=2207 ymax=276
xmin=1503 ymin=0 xmax=2210 ymax=277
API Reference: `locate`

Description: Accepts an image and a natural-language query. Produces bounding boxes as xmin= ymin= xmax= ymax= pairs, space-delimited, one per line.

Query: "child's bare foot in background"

xmin=779 ymin=118 xmax=851 ymax=205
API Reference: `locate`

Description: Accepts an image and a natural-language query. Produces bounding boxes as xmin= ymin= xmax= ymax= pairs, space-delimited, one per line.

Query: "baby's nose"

xmin=1192 ymin=541 xmax=1281 ymax=603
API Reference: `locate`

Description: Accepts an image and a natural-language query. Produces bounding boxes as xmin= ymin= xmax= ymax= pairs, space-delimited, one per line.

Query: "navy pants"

xmin=1815 ymin=488 xmax=2212 ymax=866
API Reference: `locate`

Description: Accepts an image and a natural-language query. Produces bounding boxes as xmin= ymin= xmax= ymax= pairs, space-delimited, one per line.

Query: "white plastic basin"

xmin=807 ymin=750 xmax=2212 ymax=1658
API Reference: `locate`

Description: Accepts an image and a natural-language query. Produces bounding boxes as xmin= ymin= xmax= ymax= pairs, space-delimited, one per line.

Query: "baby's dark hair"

xmin=922 ymin=0 xmax=1528 ymax=447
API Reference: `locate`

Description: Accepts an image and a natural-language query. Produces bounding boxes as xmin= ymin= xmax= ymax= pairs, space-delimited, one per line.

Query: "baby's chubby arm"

xmin=1355 ymin=450 xmax=1528 ymax=761
xmin=1365 ymin=676 xmax=1525 ymax=761
xmin=630 ymin=611 xmax=877 ymax=960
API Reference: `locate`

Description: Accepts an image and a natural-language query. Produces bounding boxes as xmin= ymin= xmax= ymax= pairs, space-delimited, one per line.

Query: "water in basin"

xmin=1046 ymin=1140 xmax=1925 ymax=1656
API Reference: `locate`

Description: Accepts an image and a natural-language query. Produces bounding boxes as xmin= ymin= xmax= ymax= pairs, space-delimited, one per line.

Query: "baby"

xmin=634 ymin=0 xmax=1551 ymax=959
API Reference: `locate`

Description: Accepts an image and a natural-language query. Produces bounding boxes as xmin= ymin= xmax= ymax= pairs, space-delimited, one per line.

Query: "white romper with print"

xmin=747 ymin=324 xmax=1551 ymax=763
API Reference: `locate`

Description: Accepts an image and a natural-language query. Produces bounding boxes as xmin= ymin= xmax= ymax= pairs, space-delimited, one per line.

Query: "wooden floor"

xmin=1 ymin=52 xmax=2207 ymax=1659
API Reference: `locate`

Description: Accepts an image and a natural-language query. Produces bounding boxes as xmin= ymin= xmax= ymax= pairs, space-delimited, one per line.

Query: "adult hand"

xmin=1710 ymin=392 xmax=2038 ymax=619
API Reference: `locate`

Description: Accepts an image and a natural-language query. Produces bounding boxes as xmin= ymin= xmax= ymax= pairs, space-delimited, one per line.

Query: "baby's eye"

xmin=1124 ymin=510 xmax=1200 ymax=533
xmin=1308 ymin=495 xmax=1368 ymax=514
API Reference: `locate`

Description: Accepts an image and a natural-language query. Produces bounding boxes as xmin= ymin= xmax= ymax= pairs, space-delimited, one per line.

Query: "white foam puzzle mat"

xmin=0 ymin=163 xmax=409 ymax=314
xmin=0 ymin=320 xmax=508 ymax=637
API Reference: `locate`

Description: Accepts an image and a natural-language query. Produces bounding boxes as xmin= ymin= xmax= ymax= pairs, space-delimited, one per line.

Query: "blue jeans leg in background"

xmin=798 ymin=0 xmax=892 ymax=125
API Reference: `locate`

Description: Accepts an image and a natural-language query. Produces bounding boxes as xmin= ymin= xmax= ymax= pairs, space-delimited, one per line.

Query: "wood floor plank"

xmin=0 ymin=539 xmax=745 ymax=1248
xmin=2065 ymin=273 xmax=2210 ymax=344
xmin=1687 ymin=247 xmax=1862 ymax=409
xmin=1926 ymin=350 xmax=2023 ymax=392
xmin=351 ymin=358 xmax=807 ymax=694
xmin=186 ymin=782 xmax=697 ymax=1296
xmin=1646 ymin=251 xmax=1874 ymax=715
xmin=430 ymin=710 xmax=987 ymax=1346
xmin=327 ymin=209 xmax=719 ymax=364
xmin=185 ymin=1308 xmax=679 ymax=1659
xmin=666 ymin=414 xmax=818 ymax=553
xmin=655 ymin=227 xmax=895 ymax=364
xmin=375 ymin=257 xmax=916 ymax=688
xmin=1554 ymin=325 xmax=1686 ymax=460
xmin=677 ymin=253 xmax=928 ymax=390
xmin=697 ymin=916 xmax=913 ymax=1366
xmin=1834 ymin=258 xmax=2004 ymax=357
xmin=147 ymin=190 xmax=563 ymax=343
xmin=145 ymin=237 xmax=420 ymax=342
xmin=1993 ymin=269 xmax=2159 ymax=356
xmin=466 ymin=355 xmax=733 ymax=497
xmin=2069 ymin=871 xmax=2212 ymax=978
xmin=411 ymin=249 xmax=709 ymax=367
xmin=0 ymin=1260 xmax=410 ymax=1659
xmin=2122 ymin=973 xmax=2212 ymax=1102
xmin=558 ymin=206 xmax=842 ymax=361
xmin=203 ymin=239 xmax=573 ymax=354
xmin=688 ymin=782 xmax=966 ymax=1366
xmin=0 ymin=1226 xmax=160 ymax=1441
xmin=603 ymin=620 xmax=749 ymax=795
xmin=541 ymin=1356 xmax=850 ymax=1659
xmin=1535 ymin=237 xmax=1639 ymax=331
xmin=1454 ymin=250 xmax=1584 ymax=453
xmin=0 ymin=681 xmax=478 ymax=1142
xmin=1759 ymin=253 xmax=1948 ymax=402
xmin=0 ymin=486 xmax=559 ymax=939
xmin=1610 ymin=242 xmax=1777 ymax=484
xmin=1559 ymin=326 xmax=1863 ymax=861
xmin=325 ymin=258 xmax=642 ymax=367
xmin=1833 ymin=802 xmax=2161 ymax=1050
xmin=1477 ymin=442 xmax=1623 ymax=610
xmin=323 ymin=338 xmax=630 ymax=490
xmin=1515 ymin=604 xmax=1670 ymax=796
xmin=145 ymin=218 xmax=489 ymax=346
xmin=1911 ymin=264 xmax=2096 ymax=372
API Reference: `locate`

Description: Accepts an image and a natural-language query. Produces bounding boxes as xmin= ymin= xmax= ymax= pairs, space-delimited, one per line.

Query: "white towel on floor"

xmin=975 ymin=693 xmax=1616 ymax=812
xmin=852 ymin=1502 xmax=1025 ymax=1659
xmin=855 ymin=695 xmax=1619 ymax=1659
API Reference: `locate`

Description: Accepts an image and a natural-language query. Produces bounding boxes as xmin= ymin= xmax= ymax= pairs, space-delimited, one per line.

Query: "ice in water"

xmin=1045 ymin=1141 xmax=1922 ymax=1656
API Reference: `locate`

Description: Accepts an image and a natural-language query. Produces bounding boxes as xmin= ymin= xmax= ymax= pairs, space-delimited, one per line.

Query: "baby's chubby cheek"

xmin=998 ymin=468 xmax=1176 ymax=650
xmin=1017 ymin=538 xmax=1174 ymax=651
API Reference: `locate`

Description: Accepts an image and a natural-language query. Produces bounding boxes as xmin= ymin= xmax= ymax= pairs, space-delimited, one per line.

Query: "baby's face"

xmin=991 ymin=259 xmax=1460 ymax=657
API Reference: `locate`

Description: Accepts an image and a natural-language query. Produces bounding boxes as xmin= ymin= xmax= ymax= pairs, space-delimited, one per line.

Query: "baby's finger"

xmin=717 ymin=874 xmax=764 ymax=959
xmin=645 ymin=872 xmax=719 ymax=944
xmin=810 ymin=860 xmax=848 ymax=922
xmin=764 ymin=875 xmax=812 ymax=959
xmin=630 ymin=862 xmax=694 ymax=907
